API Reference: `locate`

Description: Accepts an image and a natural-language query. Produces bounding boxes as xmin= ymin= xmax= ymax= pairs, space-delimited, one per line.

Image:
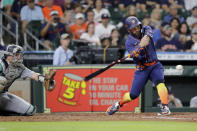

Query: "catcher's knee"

xmin=24 ymin=105 xmax=36 ymax=116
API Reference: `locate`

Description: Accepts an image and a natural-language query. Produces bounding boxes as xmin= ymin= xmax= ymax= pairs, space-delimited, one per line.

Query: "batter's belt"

xmin=137 ymin=60 xmax=157 ymax=70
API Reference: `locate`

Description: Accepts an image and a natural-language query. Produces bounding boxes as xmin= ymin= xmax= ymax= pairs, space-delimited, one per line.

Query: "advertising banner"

xmin=43 ymin=66 xmax=140 ymax=112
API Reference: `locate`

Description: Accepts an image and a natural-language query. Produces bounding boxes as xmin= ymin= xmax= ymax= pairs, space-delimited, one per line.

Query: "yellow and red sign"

xmin=45 ymin=67 xmax=139 ymax=112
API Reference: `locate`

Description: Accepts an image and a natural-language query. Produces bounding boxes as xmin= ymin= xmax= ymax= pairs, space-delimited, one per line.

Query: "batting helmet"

xmin=125 ymin=16 xmax=141 ymax=30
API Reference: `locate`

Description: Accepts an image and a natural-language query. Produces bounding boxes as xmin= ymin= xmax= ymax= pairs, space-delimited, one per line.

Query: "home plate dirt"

xmin=0 ymin=112 xmax=197 ymax=122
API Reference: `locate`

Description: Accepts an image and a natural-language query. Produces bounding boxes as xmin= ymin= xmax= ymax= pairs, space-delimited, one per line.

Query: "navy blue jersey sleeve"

xmin=125 ymin=36 xmax=144 ymax=58
xmin=144 ymin=26 xmax=153 ymax=39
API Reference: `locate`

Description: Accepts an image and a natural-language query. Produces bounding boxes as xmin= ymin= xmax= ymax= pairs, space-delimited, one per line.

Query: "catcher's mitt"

xmin=44 ymin=70 xmax=56 ymax=91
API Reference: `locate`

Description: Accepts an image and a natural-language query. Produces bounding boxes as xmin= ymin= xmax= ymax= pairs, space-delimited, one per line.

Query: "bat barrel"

xmin=84 ymin=55 xmax=129 ymax=81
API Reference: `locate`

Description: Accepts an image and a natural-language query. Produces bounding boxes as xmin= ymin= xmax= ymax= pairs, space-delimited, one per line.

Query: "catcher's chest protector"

xmin=4 ymin=64 xmax=25 ymax=83
xmin=0 ymin=59 xmax=25 ymax=91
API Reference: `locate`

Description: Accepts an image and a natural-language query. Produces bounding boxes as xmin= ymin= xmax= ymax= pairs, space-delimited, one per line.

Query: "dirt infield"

xmin=0 ymin=112 xmax=197 ymax=122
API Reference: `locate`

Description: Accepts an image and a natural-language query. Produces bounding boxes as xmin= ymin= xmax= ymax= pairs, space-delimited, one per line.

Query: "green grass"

xmin=0 ymin=121 xmax=197 ymax=131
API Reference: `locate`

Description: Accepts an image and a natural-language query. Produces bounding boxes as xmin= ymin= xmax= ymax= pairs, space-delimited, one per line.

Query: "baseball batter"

xmin=106 ymin=16 xmax=171 ymax=116
xmin=0 ymin=44 xmax=55 ymax=116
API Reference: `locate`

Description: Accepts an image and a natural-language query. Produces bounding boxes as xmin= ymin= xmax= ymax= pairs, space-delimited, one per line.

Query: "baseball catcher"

xmin=0 ymin=44 xmax=56 ymax=116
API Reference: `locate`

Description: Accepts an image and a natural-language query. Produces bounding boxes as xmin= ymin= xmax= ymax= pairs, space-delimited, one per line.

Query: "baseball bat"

xmin=84 ymin=55 xmax=130 ymax=81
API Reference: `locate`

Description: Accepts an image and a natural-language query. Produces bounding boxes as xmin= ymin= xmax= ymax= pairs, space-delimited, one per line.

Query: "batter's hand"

xmin=44 ymin=70 xmax=56 ymax=91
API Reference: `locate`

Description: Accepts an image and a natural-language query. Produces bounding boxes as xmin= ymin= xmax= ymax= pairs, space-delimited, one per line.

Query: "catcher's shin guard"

xmin=24 ymin=105 xmax=36 ymax=116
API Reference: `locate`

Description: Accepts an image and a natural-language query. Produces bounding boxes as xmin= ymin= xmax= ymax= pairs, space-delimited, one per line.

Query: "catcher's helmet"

xmin=5 ymin=44 xmax=24 ymax=64
xmin=125 ymin=16 xmax=141 ymax=30
xmin=6 ymin=44 xmax=24 ymax=55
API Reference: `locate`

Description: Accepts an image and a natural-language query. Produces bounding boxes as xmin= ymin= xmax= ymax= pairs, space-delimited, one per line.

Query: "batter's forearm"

xmin=139 ymin=35 xmax=150 ymax=47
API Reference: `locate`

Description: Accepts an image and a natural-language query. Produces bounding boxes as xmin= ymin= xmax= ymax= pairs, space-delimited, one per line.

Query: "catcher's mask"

xmin=5 ymin=44 xmax=24 ymax=65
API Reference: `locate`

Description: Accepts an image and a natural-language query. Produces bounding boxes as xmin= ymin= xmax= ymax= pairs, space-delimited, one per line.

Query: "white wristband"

xmin=38 ymin=75 xmax=45 ymax=82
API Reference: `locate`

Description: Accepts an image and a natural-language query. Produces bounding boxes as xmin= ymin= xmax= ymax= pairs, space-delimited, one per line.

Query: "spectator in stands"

xmin=167 ymin=85 xmax=183 ymax=108
xmin=109 ymin=0 xmax=126 ymax=25
xmin=37 ymin=0 xmax=47 ymax=8
xmin=69 ymin=2 xmax=84 ymax=24
xmin=149 ymin=8 xmax=162 ymax=29
xmin=20 ymin=0 xmax=44 ymax=34
xmin=110 ymin=28 xmax=123 ymax=49
xmin=178 ymin=22 xmax=191 ymax=44
xmin=164 ymin=0 xmax=184 ymax=9
xmin=146 ymin=0 xmax=161 ymax=10
xmin=80 ymin=22 xmax=101 ymax=47
xmin=125 ymin=5 xmax=137 ymax=18
xmin=186 ymin=6 xmax=197 ymax=28
xmin=163 ymin=4 xmax=184 ymax=24
xmin=121 ymin=5 xmax=138 ymax=26
xmin=192 ymin=22 xmax=197 ymax=29
xmin=93 ymin=0 xmax=110 ymax=23
xmin=81 ymin=0 xmax=94 ymax=14
xmin=70 ymin=13 xmax=87 ymax=40
xmin=137 ymin=1 xmax=150 ymax=21
xmin=53 ymin=0 xmax=64 ymax=6
xmin=62 ymin=10 xmax=73 ymax=26
xmin=10 ymin=0 xmax=27 ymax=21
xmin=2 ymin=0 xmax=15 ymax=30
xmin=95 ymin=13 xmax=115 ymax=40
xmin=156 ymin=24 xmax=182 ymax=51
xmin=161 ymin=0 xmax=169 ymax=13
xmin=161 ymin=0 xmax=184 ymax=14
xmin=42 ymin=0 xmax=63 ymax=21
xmin=190 ymin=96 xmax=197 ymax=107
xmin=40 ymin=10 xmax=70 ymax=49
xmin=118 ymin=0 xmax=139 ymax=7
xmin=184 ymin=0 xmax=197 ymax=11
xmin=62 ymin=1 xmax=83 ymax=26
xmin=85 ymin=10 xmax=99 ymax=26
xmin=101 ymin=37 xmax=110 ymax=48
xmin=73 ymin=2 xmax=83 ymax=15
xmin=2 ymin=0 xmax=15 ymax=19
xmin=61 ymin=0 xmax=74 ymax=12
xmin=183 ymin=28 xmax=197 ymax=52
xmin=142 ymin=16 xmax=151 ymax=26
xmin=53 ymin=33 xmax=74 ymax=66
xmin=170 ymin=18 xmax=181 ymax=38
xmin=153 ymin=22 xmax=168 ymax=43
xmin=118 ymin=5 xmax=137 ymax=41
xmin=103 ymin=0 xmax=112 ymax=8
xmin=10 ymin=0 xmax=27 ymax=34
